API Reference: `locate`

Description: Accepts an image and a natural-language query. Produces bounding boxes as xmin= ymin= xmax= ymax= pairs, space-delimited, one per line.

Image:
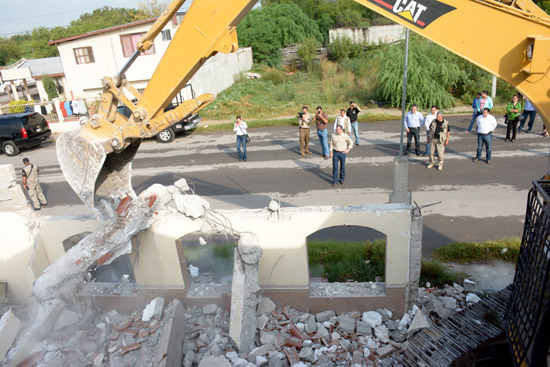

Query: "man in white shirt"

xmin=334 ymin=109 xmax=351 ymax=135
xmin=473 ymin=108 xmax=498 ymax=164
xmin=423 ymin=105 xmax=438 ymax=156
xmin=404 ymin=104 xmax=424 ymax=155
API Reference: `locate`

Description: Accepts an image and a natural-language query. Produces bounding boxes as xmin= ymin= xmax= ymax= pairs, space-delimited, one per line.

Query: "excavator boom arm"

xmin=354 ymin=0 xmax=550 ymax=129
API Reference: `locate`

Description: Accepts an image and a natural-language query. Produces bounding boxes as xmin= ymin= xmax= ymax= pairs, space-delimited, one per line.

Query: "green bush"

xmin=373 ymin=34 xmax=467 ymax=109
xmin=297 ymin=37 xmax=319 ymax=71
xmin=328 ymin=36 xmax=363 ymax=62
xmin=8 ymin=100 xmax=30 ymax=113
xmin=262 ymin=68 xmax=285 ymax=85
xmin=237 ymin=3 xmax=323 ymax=65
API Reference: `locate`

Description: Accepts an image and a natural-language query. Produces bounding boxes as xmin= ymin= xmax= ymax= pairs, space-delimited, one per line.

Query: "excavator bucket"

xmin=56 ymin=128 xmax=140 ymax=219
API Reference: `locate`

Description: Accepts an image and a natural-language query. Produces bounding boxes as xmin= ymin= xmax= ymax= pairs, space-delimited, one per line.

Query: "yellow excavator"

xmin=55 ymin=0 xmax=549 ymax=364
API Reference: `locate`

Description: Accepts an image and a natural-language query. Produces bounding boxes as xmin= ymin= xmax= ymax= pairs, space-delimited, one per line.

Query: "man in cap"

xmin=22 ymin=157 xmax=47 ymax=210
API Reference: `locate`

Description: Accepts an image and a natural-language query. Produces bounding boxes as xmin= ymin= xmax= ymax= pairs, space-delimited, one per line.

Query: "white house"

xmin=49 ymin=15 xmax=253 ymax=102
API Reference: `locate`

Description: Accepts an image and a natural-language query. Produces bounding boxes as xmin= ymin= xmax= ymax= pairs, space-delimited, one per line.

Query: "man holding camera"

xmin=298 ymin=106 xmax=312 ymax=157
xmin=313 ymin=106 xmax=330 ymax=159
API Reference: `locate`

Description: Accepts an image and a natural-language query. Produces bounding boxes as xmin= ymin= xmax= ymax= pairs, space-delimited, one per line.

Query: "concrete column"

xmin=408 ymin=205 xmax=423 ymax=309
xmin=491 ymin=75 xmax=497 ymax=100
xmin=229 ymin=233 xmax=262 ymax=355
xmin=389 ymin=156 xmax=411 ymax=204
xmin=22 ymin=79 xmax=32 ymax=101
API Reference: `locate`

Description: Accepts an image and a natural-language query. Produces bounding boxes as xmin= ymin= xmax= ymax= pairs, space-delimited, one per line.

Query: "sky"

xmin=0 ymin=0 xmax=191 ymax=37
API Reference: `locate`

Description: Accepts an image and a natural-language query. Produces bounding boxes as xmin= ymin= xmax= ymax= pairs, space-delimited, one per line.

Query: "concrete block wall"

xmin=329 ymin=24 xmax=405 ymax=45
xmin=0 ymin=201 xmax=417 ymax=315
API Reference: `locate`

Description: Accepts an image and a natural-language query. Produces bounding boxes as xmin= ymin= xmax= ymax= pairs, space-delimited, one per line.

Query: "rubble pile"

xmin=182 ymin=281 xmax=482 ymax=367
xmin=1 ymin=298 xmax=178 ymax=367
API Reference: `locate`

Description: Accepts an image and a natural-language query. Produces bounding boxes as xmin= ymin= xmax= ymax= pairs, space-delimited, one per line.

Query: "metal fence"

xmin=505 ymin=180 xmax=550 ymax=367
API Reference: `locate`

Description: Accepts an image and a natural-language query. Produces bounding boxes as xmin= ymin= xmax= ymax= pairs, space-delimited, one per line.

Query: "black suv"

xmin=0 ymin=112 xmax=51 ymax=156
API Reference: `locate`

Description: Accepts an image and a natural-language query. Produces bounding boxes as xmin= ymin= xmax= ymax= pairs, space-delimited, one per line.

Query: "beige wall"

xmin=1 ymin=204 xmax=412 ymax=304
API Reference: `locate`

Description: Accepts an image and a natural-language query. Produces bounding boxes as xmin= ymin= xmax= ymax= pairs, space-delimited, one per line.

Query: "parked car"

xmin=0 ymin=112 xmax=51 ymax=156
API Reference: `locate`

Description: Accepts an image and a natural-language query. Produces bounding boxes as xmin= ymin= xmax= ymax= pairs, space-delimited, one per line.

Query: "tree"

xmin=373 ymin=34 xmax=467 ymax=109
xmin=137 ymin=0 xmax=169 ymax=18
xmin=42 ymin=75 xmax=59 ymax=100
xmin=0 ymin=38 xmax=21 ymax=66
xmin=237 ymin=2 xmax=323 ymax=65
xmin=534 ymin=1 xmax=550 ymax=13
xmin=66 ymin=7 xmax=142 ymax=35
xmin=297 ymin=37 xmax=319 ymax=71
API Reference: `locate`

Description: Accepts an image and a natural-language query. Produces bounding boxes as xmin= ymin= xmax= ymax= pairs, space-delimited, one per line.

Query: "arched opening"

xmin=306 ymin=225 xmax=387 ymax=297
xmin=178 ymin=231 xmax=235 ymax=298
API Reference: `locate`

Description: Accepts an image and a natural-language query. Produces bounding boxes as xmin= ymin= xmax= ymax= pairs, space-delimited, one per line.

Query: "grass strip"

xmin=431 ymin=238 xmax=521 ymax=264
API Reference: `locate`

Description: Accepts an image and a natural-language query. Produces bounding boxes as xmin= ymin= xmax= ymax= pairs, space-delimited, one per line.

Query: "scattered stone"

xmin=398 ymin=313 xmax=411 ymax=328
xmin=174 ymin=178 xmax=190 ymax=191
xmin=114 ymin=317 xmax=133 ymax=331
xmin=53 ymin=309 xmax=81 ymax=331
xmin=306 ymin=315 xmax=317 ymax=333
xmin=257 ymin=315 xmax=269 ymax=330
xmin=374 ymin=325 xmax=390 ymax=343
xmin=256 ymin=355 xmax=268 ymax=366
xmin=199 ymin=355 xmax=232 ymax=367
xmin=376 ymin=308 xmax=393 ymax=322
xmin=408 ymin=310 xmax=431 ymax=335
xmin=257 ymin=298 xmax=277 ymax=315
xmin=331 ymin=331 xmax=341 ymax=341
xmin=351 ymin=350 xmax=363 ymax=365
xmin=0 ymin=310 xmax=21 ymax=360
xmin=466 ymin=293 xmax=481 ymax=303
xmin=463 ymin=279 xmax=476 ymax=292
xmin=142 ymin=297 xmax=165 ymax=321
xmin=390 ymin=330 xmax=407 ymax=343
xmin=202 ymin=304 xmax=218 ymax=315
xmin=441 ymin=296 xmax=457 ymax=310
xmin=453 ymin=283 xmax=464 ymax=293
xmin=93 ymin=353 xmax=104 ymax=366
xmin=315 ymin=310 xmax=335 ymax=323
xmin=356 ymin=321 xmax=372 ymax=336
xmin=338 ymin=316 xmax=356 ymax=334
xmin=386 ymin=320 xmax=396 ymax=331
xmin=298 ymin=346 xmax=315 ymax=362
xmin=362 ymin=311 xmax=383 ymax=328
xmin=377 ymin=344 xmax=395 ymax=358
xmin=184 ymin=351 xmax=195 ymax=367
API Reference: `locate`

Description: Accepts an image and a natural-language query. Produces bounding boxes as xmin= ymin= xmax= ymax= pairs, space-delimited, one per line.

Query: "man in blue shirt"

xmin=519 ymin=97 xmax=537 ymax=133
xmin=404 ymin=104 xmax=424 ymax=155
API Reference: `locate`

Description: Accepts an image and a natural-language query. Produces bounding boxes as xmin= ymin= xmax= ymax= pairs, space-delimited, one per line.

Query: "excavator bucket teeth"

xmin=56 ymin=129 xmax=140 ymax=219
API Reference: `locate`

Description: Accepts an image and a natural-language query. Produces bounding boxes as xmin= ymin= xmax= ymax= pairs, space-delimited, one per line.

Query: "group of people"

xmin=234 ymin=91 xmax=540 ymax=183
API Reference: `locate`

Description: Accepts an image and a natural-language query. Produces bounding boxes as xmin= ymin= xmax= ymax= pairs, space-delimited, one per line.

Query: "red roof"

xmin=48 ymin=18 xmax=157 ymax=46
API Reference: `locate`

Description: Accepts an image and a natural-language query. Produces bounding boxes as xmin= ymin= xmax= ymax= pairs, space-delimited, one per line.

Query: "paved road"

xmin=2 ymin=114 xmax=547 ymax=255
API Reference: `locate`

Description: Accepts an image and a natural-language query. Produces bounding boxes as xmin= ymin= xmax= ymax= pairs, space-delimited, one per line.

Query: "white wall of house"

xmin=55 ymin=22 xmax=253 ymax=102
xmin=329 ymin=24 xmax=405 ymax=45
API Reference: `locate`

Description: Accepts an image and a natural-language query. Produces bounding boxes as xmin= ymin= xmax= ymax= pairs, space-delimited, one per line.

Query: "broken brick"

xmin=116 ymin=196 xmax=132 ymax=217
xmin=119 ymin=343 xmax=142 ymax=356
xmin=147 ymin=194 xmax=157 ymax=208
xmin=284 ymin=336 xmax=303 ymax=349
xmin=289 ymin=324 xmax=310 ymax=341
xmin=75 ymin=259 xmax=83 ymax=266
xmin=138 ymin=329 xmax=149 ymax=338
xmin=97 ymin=252 xmax=114 ymax=266
xmin=150 ymin=324 xmax=161 ymax=334
xmin=114 ymin=318 xmax=133 ymax=331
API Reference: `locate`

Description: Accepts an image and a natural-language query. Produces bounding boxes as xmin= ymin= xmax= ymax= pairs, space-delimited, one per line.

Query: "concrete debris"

xmin=174 ymin=194 xmax=209 ymax=218
xmin=52 ymin=308 xmax=81 ymax=331
xmin=315 ymin=310 xmax=335 ymax=323
xmin=189 ymin=264 xmax=199 ymax=278
xmin=466 ymin=293 xmax=481 ymax=303
xmin=374 ymin=325 xmax=390 ymax=343
xmin=257 ymin=297 xmax=277 ymax=315
xmin=202 ymin=304 xmax=218 ymax=315
xmin=199 ymin=236 xmax=207 ymax=246
xmin=142 ymin=297 xmax=165 ymax=321
xmin=199 ymin=355 xmax=232 ymax=367
xmin=408 ymin=310 xmax=430 ymax=335
xmin=174 ymin=178 xmax=190 ymax=192
xmin=362 ymin=311 xmax=383 ymax=328
xmin=0 ymin=310 xmax=20 ymax=360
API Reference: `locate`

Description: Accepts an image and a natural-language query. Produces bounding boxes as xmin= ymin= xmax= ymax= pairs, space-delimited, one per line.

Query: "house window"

xmin=73 ymin=47 xmax=95 ymax=64
xmin=120 ymin=33 xmax=156 ymax=57
xmin=161 ymin=29 xmax=171 ymax=41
